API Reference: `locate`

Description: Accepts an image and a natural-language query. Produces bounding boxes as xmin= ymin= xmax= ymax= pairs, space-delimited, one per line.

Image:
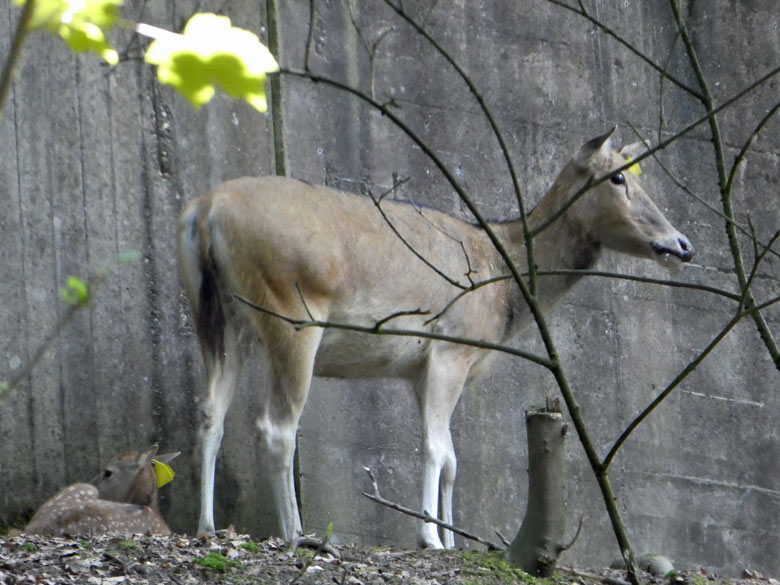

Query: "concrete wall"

xmin=2 ymin=0 xmax=779 ymax=577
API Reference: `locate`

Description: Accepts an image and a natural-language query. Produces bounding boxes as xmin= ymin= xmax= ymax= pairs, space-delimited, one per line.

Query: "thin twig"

xmin=304 ymin=0 xmax=316 ymax=72
xmin=603 ymin=313 xmax=740 ymax=470
xmin=362 ymin=467 xmax=501 ymax=550
xmin=559 ymin=515 xmax=585 ymax=553
xmin=657 ymin=32 xmax=680 ymax=142
xmin=232 ymin=293 xmax=555 ymax=369
xmin=382 ymin=0 xmax=536 ymax=295
xmin=559 ymin=566 xmax=632 ymax=585
xmin=625 ymin=121 xmax=780 ymax=265
xmin=369 ymin=184 xmax=469 ymax=290
xmin=530 ymin=62 xmax=780 ymax=239
xmin=0 ymin=0 xmax=36 ymax=117
xmin=670 ymin=0 xmax=780 ymax=368
xmin=543 ymin=0 xmax=703 ymax=100
xmin=725 ymin=100 xmax=780 ymax=196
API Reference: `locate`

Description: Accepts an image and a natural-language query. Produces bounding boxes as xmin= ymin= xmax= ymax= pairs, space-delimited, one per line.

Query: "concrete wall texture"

xmin=1 ymin=0 xmax=779 ymax=577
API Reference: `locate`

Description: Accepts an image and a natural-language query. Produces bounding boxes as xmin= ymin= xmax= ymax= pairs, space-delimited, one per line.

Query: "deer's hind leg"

xmin=198 ymin=325 xmax=243 ymax=536
xmin=254 ymin=315 xmax=324 ymax=541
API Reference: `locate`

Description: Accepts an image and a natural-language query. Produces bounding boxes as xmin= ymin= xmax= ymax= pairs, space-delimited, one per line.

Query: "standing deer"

xmin=25 ymin=446 xmax=179 ymax=536
xmin=179 ymin=129 xmax=694 ymax=549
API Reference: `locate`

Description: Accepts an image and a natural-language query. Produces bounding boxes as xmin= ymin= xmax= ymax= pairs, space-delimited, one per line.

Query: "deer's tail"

xmin=178 ymin=199 xmax=226 ymax=365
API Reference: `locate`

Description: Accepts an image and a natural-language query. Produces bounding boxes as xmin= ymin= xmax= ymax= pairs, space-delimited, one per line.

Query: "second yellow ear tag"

xmin=153 ymin=459 xmax=175 ymax=487
xmin=626 ymin=156 xmax=642 ymax=176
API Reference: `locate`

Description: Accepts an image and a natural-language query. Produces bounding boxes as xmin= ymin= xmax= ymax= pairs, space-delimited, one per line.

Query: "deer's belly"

xmin=313 ymin=327 xmax=426 ymax=379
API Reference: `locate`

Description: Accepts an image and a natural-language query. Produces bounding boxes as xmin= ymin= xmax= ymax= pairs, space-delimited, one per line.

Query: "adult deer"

xmin=179 ymin=129 xmax=694 ymax=549
xmin=25 ymin=446 xmax=179 ymax=536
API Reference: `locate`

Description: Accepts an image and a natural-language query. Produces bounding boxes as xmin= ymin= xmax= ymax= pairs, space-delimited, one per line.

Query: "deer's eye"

xmin=610 ymin=173 xmax=625 ymax=185
xmin=103 ymin=469 xmax=113 ymax=479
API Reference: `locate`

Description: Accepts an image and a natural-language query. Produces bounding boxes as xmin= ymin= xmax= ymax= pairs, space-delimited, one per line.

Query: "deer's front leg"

xmin=415 ymin=351 xmax=469 ymax=549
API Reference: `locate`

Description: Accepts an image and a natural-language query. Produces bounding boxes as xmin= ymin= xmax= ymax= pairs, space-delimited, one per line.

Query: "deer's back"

xmin=191 ymin=176 xmax=513 ymax=376
xmin=25 ymin=483 xmax=170 ymax=536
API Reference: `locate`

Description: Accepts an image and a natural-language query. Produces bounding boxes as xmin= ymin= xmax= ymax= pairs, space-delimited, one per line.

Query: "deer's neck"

xmin=493 ymin=198 xmax=601 ymax=340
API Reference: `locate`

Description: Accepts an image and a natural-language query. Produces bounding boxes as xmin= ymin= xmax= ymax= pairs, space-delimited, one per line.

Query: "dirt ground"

xmin=2 ymin=530 xmax=778 ymax=585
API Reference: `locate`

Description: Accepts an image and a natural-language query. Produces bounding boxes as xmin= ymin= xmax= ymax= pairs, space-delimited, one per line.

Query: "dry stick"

xmin=559 ymin=566 xmax=632 ymax=585
xmin=656 ymin=32 xmax=680 ymax=142
xmin=725 ymin=100 xmax=780 ymax=196
xmin=361 ymin=467 xmax=501 ymax=550
xmin=304 ymin=0 xmax=316 ymax=73
xmin=669 ymin=0 xmax=780 ymax=369
xmin=1 ymin=268 xmax=112 ymax=401
xmin=346 ymin=1 xmax=397 ymax=100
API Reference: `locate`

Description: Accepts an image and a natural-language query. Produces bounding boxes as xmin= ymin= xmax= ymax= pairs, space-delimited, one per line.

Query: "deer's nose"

xmin=678 ymin=237 xmax=695 ymax=262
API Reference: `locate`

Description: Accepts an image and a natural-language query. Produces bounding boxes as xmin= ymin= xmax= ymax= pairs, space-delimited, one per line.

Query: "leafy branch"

xmin=4 ymin=0 xmax=279 ymax=116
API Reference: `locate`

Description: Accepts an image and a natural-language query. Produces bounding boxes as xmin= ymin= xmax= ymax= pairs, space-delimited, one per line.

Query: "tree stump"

xmin=506 ymin=406 xmax=568 ymax=576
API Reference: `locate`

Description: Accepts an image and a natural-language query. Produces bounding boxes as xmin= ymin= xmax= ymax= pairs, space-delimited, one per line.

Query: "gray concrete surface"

xmin=1 ymin=0 xmax=779 ymax=577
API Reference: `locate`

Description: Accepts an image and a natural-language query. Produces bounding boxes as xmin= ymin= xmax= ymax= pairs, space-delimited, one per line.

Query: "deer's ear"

xmin=139 ymin=445 xmax=160 ymax=465
xmin=576 ymin=127 xmax=616 ymax=164
xmin=619 ymin=141 xmax=645 ymax=160
xmin=154 ymin=451 xmax=181 ymax=465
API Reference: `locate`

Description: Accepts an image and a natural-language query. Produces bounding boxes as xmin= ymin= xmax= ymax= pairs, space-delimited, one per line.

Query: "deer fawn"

xmin=179 ymin=129 xmax=694 ymax=548
xmin=25 ymin=446 xmax=179 ymax=536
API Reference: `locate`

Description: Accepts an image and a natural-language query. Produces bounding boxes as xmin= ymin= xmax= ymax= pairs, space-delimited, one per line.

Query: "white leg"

xmin=440 ymin=448 xmax=457 ymax=548
xmin=198 ymin=352 xmax=241 ymax=536
xmin=256 ymin=413 xmax=303 ymax=539
xmin=415 ymin=350 xmax=469 ymax=549
xmin=256 ymin=325 xmax=323 ymax=540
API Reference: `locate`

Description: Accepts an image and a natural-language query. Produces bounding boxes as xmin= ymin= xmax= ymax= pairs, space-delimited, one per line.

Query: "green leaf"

xmin=144 ymin=13 xmax=279 ymax=112
xmin=16 ymin=0 xmax=122 ymax=64
xmin=60 ymin=276 xmax=89 ymax=305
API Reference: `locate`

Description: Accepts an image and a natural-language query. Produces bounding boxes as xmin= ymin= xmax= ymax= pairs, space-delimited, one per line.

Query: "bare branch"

xmin=369 ymin=185 xmax=469 ymax=290
xmin=381 ymin=0 xmax=537 ymax=294
xmin=362 ymin=467 xmax=501 ymax=550
xmin=0 ymin=0 xmax=35 ymax=116
xmin=669 ymin=0 xmax=780 ymax=368
xmin=530 ymin=63 xmax=780 ymax=239
xmin=725 ymin=100 xmax=780 ymax=196
xmin=304 ymin=0 xmax=316 ymax=72
xmin=603 ymin=310 xmax=742 ymax=470
xmin=232 ymin=293 xmax=556 ymax=369
xmin=544 ymin=0 xmax=704 ymax=100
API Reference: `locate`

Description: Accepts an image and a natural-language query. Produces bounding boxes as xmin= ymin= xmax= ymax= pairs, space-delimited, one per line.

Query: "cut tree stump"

xmin=506 ymin=405 xmax=568 ymax=576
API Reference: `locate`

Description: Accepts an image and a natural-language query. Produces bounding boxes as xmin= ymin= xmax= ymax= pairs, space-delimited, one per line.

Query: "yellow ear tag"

xmin=626 ymin=156 xmax=642 ymax=176
xmin=153 ymin=459 xmax=175 ymax=488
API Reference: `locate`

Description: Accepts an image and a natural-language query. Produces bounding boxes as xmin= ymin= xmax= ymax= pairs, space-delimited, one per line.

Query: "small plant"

xmin=240 ymin=541 xmax=258 ymax=553
xmin=22 ymin=542 xmax=37 ymax=552
xmin=461 ymin=550 xmax=537 ymax=585
xmin=118 ymin=540 xmax=143 ymax=553
xmin=294 ymin=548 xmax=314 ymax=559
xmin=195 ymin=552 xmax=236 ymax=574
